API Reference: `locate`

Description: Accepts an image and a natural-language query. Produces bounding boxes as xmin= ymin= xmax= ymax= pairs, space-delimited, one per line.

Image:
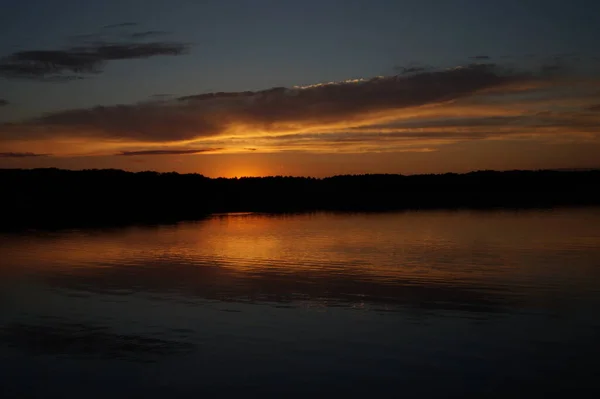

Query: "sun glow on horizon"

xmin=219 ymin=166 xmax=271 ymax=178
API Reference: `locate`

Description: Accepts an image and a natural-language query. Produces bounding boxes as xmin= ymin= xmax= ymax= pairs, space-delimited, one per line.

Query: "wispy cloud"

xmin=0 ymin=25 xmax=189 ymax=81
xmin=117 ymin=148 xmax=222 ymax=156
xmin=130 ymin=31 xmax=171 ymax=39
xmin=0 ymin=152 xmax=49 ymax=158
xmin=0 ymin=99 xmax=9 ymax=107
xmin=103 ymin=22 xmax=137 ymax=29
xmin=394 ymin=62 xmax=434 ymax=75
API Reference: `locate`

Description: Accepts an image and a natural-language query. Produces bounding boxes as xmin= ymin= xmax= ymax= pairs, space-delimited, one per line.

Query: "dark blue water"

xmin=1 ymin=209 xmax=600 ymax=398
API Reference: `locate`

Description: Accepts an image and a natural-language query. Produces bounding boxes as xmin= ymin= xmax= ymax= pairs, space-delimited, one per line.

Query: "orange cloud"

xmin=2 ymin=62 xmax=600 ymax=157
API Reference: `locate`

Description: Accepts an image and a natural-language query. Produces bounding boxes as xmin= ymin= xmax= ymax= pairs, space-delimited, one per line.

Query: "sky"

xmin=1 ymin=0 xmax=599 ymax=177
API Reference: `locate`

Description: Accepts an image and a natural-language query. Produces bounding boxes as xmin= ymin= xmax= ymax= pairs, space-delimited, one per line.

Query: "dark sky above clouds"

xmin=1 ymin=0 xmax=599 ymax=176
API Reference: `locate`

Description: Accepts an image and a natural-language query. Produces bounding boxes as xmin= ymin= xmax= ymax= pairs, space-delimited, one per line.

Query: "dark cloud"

xmin=103 ymin=22 xmax=137 ymax=29
xmin=0 ymin=26 xmax=189 ymax=81
xmin=117 ymin=148 xmax=222 ymax=156
xmin=0 ymin=152 xmax=49 ymax=158
xmin=0 ymin=50 xmax=102 ymax=81
xmin=0 ymin=42 xmax=189 ymax=81
xmin=0 ymin=99 xmax=8 ymax=107
xmin=395 ymin=65 xmax=431 ymax=75
xmin=130 ymin=30 xmax=171 ymax=39
xmin=177 ymin=90 xmax=254 ymax=102
xmin=400 ymin=67 xmax=427 ymax=74
xmin=470 ymin=55 xmax=491 ymax=60
xmin=12 ymin=63 xmax=525 ymax=142
xmin=588 ymin=104 xmax=600 ymax=112
xmin=92 ymin=42 xmax=188 ymax=60
xmin=3 ymin=64 xmax=530 ymax=143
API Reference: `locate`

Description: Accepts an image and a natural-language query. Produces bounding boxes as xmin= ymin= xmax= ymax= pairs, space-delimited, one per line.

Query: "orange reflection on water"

xmin=2 ymin=209 xmax=599 ymax=289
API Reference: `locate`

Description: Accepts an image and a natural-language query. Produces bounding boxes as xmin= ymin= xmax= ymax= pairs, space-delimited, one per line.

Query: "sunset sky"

xmin=1 ymin=0 xmax=599 ymax=177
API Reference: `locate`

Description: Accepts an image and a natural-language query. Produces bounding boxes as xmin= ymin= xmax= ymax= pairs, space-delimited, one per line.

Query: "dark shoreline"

xmin=2 ymin=167 xmax=599 ymax=230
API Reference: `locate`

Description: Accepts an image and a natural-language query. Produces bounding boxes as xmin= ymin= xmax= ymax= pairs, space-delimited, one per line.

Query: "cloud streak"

xmin=0 ymin=99 xmax=8 ymax=107
xmin=130 ymin=31 xmax=172 ymax=39
xmin=117 ymin=148 xmax=223 ymax=156
xmin=0 ymin=152 xmax=49 ymax=158
xmin=103 ymin=22 xmax=137 ymax=29
xmin=1 ymin=60 xmax=599 ymax=157
xmin=588 ymin=104 xmax=600 ymax=112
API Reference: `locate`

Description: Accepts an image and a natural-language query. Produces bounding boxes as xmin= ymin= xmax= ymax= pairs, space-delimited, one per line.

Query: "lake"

xmin=1 ymin=209 xmax=600 ymax=398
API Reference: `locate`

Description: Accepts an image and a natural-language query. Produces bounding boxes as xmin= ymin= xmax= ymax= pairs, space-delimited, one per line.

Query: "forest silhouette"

xmin=2 ymin=168 xmax=599 ymax=229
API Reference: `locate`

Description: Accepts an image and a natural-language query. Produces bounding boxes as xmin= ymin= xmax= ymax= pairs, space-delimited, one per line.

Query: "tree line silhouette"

xmin=2 ymin=168 xmax=599 ymax=229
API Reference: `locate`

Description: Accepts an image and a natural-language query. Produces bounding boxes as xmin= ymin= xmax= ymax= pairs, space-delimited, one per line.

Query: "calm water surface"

xmin=1 ymin=209 xmax=600 ymax=398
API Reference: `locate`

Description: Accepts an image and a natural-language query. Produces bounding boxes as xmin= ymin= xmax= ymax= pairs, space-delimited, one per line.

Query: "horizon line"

xmin=2 ymin=166 xmax=600 ymax=180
